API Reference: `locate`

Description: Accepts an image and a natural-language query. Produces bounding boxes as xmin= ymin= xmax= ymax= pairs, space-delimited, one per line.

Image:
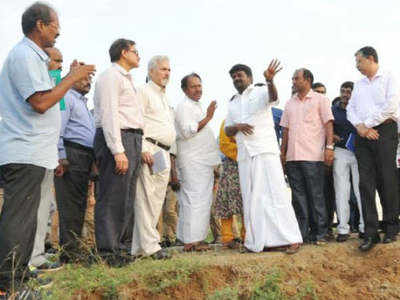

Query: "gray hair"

xmin=148 ymin=55 xmax=169 ymax=76
xmin=22 ymin=2 xmax=56 ymax=35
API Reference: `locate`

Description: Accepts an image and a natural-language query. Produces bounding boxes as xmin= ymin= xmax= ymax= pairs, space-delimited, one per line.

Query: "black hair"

xmin=300 ymin=68 xmax=314 ymax=86
xmin=109 ymin=38 xmax=136 ymax=62
xmin=356 ymin=46 xmax=378 ymax=63
xmin=229 ymin=64 xmax=253 ymax=78
xmin=340 ymin=81 xmax=354 ymax=91
xmin=332 ymin=97 xmax=341 ymax=106
xmin=22 ymin=2 xmax=55 ymax=35
xmin=181 ymin=73 xmax=201 ymax=90
xmin=312 ymin=82 xmax=325 ymax=90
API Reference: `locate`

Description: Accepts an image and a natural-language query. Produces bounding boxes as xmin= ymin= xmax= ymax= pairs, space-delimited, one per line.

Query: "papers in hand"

xmin=151 ymin=150 xmax=167 ymax=174
xmin=346 ymin=133 xmax=355 ymax=152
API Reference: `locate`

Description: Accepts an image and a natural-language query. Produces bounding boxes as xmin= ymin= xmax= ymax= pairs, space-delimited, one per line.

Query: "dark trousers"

xmin=0 ymin=164 xmax=46 ymax=290
xmin=355 ymin=122 xmax=399 ymax=238
xmin=349 ymin=183 xmax=361 ymax=231
xmin=323 ymin=166 xmax=336 ymax=232
xmin=94 ymin=129 xmax=142 ymax=253
xmin=286 ymin=161 xmax=328 ymax=241
xmin=54 ymin=144 xmax=94 ymax=259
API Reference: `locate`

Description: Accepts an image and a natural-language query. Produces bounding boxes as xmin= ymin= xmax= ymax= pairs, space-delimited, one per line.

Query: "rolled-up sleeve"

xmin=320 ymin=97 xmax=334 ymax=124
xmin=364 ymin=73 xmax=399 ymax=128
xmin=9 ymin=51 xmax=52 ymax=102
xmin=95 ymin=72 xmax=124 ymax=155
xmin=175 ymin=102 xmax=198 ymax=139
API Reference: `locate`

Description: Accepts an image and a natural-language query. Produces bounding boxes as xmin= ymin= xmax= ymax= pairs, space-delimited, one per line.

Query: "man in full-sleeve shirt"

xmin=0 ymin=3 xmax=95 ymax=294
xmin=54 ymin=76 xmax=96 ymax=263
xmin=131 ymin=56 xmax=176 ymax=259
xmin=347 ymin=46 xmax=400 ymax=251
xmin=93 ymin=39 xmax=144 ymax=262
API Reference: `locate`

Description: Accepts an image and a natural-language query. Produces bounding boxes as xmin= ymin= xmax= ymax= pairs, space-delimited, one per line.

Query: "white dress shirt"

xmin=175 ymin=96 xmax=221 ymax=166
xmin=138 ymin=81 xmax=176 ymax=152
xmin=225 ymin=85 xmax=279 ymax=161
xmin=93 ymin=63 xmax=144 ymax=155
xmin=347 ymin=68 xmax=399 ymax=128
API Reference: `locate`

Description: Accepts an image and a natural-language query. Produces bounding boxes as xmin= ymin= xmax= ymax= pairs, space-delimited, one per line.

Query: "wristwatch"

xmin=326 ymin=144 xmax=334 ymax=150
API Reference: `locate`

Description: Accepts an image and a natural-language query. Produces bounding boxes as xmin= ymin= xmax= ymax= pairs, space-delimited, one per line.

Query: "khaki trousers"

xmin=157 ymin=185 xmax=178 ymax=242
xmin=132 ymin=146 xmax=170 ymax=256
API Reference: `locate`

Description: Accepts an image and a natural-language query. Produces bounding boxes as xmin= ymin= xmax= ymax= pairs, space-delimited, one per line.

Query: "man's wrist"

xmin=59 ymin=159 xmax=69 ymax=166
xmin=325 ymin=144 xmax=334 ymax=150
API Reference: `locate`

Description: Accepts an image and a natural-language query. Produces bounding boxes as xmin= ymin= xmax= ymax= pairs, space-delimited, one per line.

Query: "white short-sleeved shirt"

xmin=0 ymin=37 xmax=60 ymax=169
xmin=225 ymin=85 xmax=279 ymax=161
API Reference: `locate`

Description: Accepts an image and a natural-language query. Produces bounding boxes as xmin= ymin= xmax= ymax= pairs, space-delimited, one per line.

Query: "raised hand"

xmin=206 ymin=101 xmax=217 ymax=119
xmin=263 ymin=59 xmax=283 ymax=82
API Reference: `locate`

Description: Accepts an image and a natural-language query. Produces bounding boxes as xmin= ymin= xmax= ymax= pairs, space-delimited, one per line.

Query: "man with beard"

xmin=131 ymin=56 xmax=176 ymax=259
xmin=225 ymin=62 xmax=302 ymax=253
xmin=0 ymin=2 xmax=94 ymax=294
xmin=175 ymin=73 xmax=221 ymax=251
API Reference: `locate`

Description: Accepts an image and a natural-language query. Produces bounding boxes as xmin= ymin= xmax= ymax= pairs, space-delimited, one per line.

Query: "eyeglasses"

xmin=127 ymin=49 xmax=139 ymax=56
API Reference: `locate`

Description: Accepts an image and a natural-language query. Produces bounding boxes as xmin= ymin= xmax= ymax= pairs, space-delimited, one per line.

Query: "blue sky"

xmin=1 ymin=0 xmax=399 ymax=134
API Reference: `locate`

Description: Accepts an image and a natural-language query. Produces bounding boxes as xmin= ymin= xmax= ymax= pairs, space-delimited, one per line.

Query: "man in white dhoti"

xmin=225 ymin=62 xmax=302 ymax=254
xmin=175 ymin=73 xmax=221 ymax=251
xmin=131 ymin=56 xmax=176 ymax=259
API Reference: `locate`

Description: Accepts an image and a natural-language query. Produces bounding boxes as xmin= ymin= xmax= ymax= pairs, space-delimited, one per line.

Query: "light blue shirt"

xmin=0 ymin=37 xmax=61 ymax=169
xmin=58 ymin=89 xmax=95 ymax=159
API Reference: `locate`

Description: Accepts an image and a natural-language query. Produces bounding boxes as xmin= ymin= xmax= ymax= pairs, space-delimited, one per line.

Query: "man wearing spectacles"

xmin=0 ymin=2 xmax=95 ymax=295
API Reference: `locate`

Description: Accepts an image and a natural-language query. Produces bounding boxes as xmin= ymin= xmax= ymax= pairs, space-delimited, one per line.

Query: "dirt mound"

xmin=67 ymin=238 xmax=400 ymax=299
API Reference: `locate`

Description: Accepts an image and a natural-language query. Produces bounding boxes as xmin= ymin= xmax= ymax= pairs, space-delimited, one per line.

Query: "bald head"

xmin=45 ymin=47 xmax=63 ymax=71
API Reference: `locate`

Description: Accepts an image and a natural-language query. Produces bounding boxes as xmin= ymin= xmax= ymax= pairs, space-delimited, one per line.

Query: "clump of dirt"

xmin=77 ymin=238 xmax=400 ymax=299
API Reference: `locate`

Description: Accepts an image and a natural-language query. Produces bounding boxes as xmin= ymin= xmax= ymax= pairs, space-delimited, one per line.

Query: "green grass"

xmin=208 ymin=269 xmax=318 ymax=300
xmin=39 ymin=255 xmax=206 ymax=299
xmin=33 ymin=249 xmax=318 ymax=299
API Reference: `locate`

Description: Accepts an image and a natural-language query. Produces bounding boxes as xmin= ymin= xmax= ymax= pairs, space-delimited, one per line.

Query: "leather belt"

xmin=64 ymin=140 xmax=94 ymax=154
xmin=374 ymin=119 xmax=395 ymax=128
xmin=381 ymin=119 xmax=395 ymax=125
xmin=145 ymin=137 xmax=170 ymax=151
xmin=121 ymin=128 xmax=143 ymax=135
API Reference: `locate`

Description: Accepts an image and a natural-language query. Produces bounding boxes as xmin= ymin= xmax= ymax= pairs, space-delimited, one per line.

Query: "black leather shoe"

xmin=336 ymin=234 xmax=349 ymax=243
xmin=383 ymin=234 xmax=397 ymax=244
xmin=358 ymin=232 xmax=365 ymax=239
xmin=151 ymin=249 xmax=171 ymax=260
xmin=326 ymin=231 xmax=335 ymax=241
xmin=160 ymin=240 xmax=172 ymax=248
xmin=359 ymin=236 xmax=380 ymax=252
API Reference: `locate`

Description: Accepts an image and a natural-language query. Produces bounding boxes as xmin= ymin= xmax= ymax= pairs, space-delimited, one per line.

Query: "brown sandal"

xmin=194 ymin=242 xmax=210 ymax=252
xmin=286 ymin=243 xmax=301 ymax=255
xmin=183 ymin=243 xmax=196 ymax=252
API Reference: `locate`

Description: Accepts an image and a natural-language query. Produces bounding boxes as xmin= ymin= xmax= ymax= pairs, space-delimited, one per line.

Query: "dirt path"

xmin=48 ymin=234 xmax=400 ymax=299
xmin=131 ymin=237 xmax=400 ymax=299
